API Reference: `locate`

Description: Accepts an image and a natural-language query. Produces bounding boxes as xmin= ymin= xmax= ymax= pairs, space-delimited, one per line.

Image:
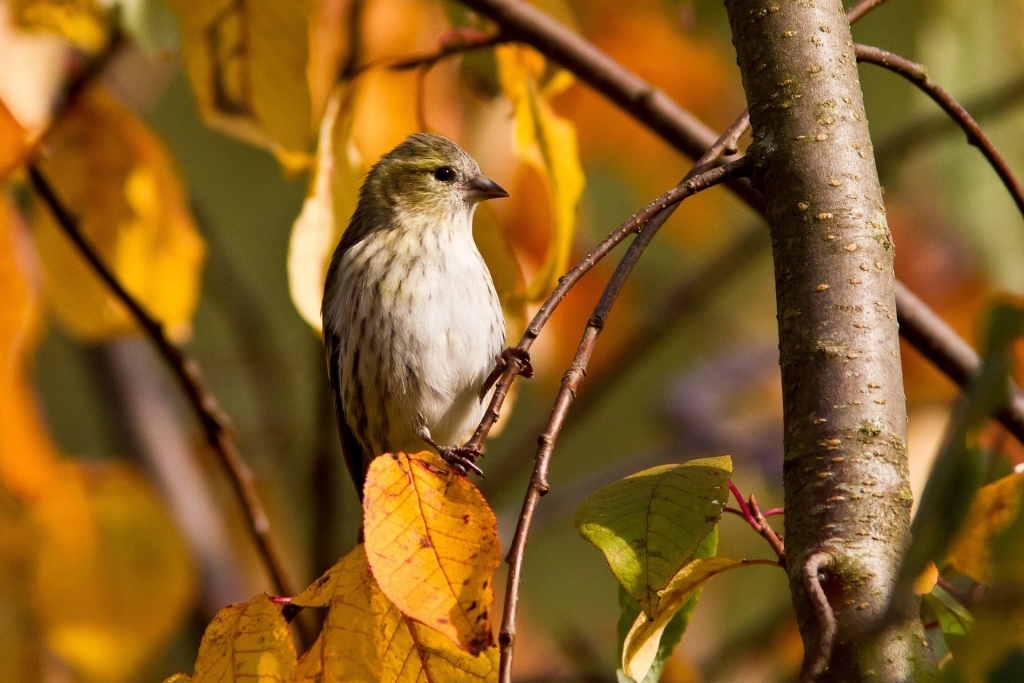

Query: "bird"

xmin=322 ymin=133 xmax=526 ymax=495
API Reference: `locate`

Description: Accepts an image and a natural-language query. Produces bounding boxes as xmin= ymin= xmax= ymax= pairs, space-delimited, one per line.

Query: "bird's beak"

xmin=466 ymin=173 xmax=510 ymax=201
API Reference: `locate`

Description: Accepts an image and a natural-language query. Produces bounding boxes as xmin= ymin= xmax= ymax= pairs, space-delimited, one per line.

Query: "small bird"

xmin=322 ymin=133 xmax=520 ymax=494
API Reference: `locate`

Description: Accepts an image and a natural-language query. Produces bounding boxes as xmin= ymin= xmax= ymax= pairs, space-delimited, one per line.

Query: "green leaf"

xmin=615 ymin=528 xmax=718 ymax=683
xmin=574 ymin=456 xmax=731 ymax=618
xmin=925 ymin=586 xmax=973 ymax=638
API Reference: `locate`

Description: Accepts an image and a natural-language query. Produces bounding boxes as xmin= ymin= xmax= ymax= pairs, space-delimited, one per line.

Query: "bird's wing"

xmin=326 ymin=329 xmax=369 ymax=498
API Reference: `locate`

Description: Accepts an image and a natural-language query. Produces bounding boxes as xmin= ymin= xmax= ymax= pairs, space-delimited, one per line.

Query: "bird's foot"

xmin=480 ymin=347 xmax=534 ymax=400
xmin=424 ymin=436 xmax=484 ymax=478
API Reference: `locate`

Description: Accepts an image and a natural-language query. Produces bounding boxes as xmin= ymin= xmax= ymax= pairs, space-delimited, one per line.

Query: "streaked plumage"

xmin=322 ymin=133 xmax=508 ymax=494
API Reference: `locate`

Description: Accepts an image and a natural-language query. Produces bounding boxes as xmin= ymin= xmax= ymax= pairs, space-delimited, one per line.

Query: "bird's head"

xmin=364 ymin=133 xmax=509 ymax=221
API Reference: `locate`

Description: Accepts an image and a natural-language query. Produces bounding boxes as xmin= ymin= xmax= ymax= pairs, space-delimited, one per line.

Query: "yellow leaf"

xmin=33 ymin=463 xmax=197 ymax=683
xmin=622 ymin=558 xmax=761 ymax=682
xmin=288 ymin=84 xmax=364 ymax=331
xmin=294 ymin=544 xmax=499 ymax=683
xmin=191 ymin=594 xmax=295 ymax=683
xmin=363 ymin=452 xmax=501 ymax=655
xmin=0 ymin=97 xmax=30 ymax=180
xmin=496 ymin=43 xmax=584 ymax=303
xmin=11 ymin=0 xmax=109 ymax=53
xmin=913 ymin=561 xmax=939 ymax=596
xmin=163 ymin=676 xmax=193 ymax=683
xmin=947 ymin=471 xmax=1024 ymax=585
xmin=163 ymin=0 xmax=314 ymax=160
xmin=31 ymin=87 xmax=206 ymax=342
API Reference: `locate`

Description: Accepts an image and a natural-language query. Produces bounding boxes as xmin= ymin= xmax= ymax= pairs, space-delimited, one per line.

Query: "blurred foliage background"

xmin=1 ymin=0 xmax=1023 ymax=681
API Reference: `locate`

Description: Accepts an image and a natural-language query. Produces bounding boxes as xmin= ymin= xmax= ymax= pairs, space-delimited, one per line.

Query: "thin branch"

xmin=27 ymin=166 xmax=295 ymax=599
xmin=845 ymin=0 xmax=892 ymax=25
xmin=455 ymin=0 xmax=1024 ymax=447
xmin=479 ymin=223 xmax=768 ymax=499
xmin=464 ymin=158 xmax=750 ymax=453
xmin=800 ymin=552 xmax=837 ymax=682
xmin=748 ymin=493 xmax=786 ymax=569
xmin=855 ymin=43 xmax=1024 ymax=220
xmin=496 ymin=158 xmax=751 ymax=683
xmin=388 ymin=30 xmax=507 ymax=71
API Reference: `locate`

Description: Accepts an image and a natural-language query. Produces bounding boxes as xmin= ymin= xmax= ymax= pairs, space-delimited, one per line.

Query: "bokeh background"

xmin=1 ymin=0 xmax=1023 ymax=681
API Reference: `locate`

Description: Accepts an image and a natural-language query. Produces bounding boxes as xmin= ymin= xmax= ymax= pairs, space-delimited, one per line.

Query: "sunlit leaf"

xmin=914 ymin=561 xmax=940 ymax=596
xmin=162 ymin=0 xmax=314 ymax=166
xmin=574 ymin=456 xmax=732 ymax=617
xmin=948 ymin=472 xmax=1024 ymax=585
xmin=616 ymin=527 xmax=718 ymax=683
xmin=11 ymin=0 xmax=109 ymax=53
xmin=495 ymin=43 xmax=584 ymax=303
xmin=622 ymin=556 xmax=760 ymax=683
xmin=0 ymin=97 xmax=30 ymax=180
xmin=288 ymin=84 xmax=364 ymax=331
xmin=363 ymin=451 xmax=500 ymax=655
xmin=902 ymin=304 xmax=1024 ymax=586
xmin=188 ymin=594 xmax=295 ymax=683
xmin=294 ymin=543 xmax=499 ymax=683
xmin=31 ymin=87 xmax=206 ymax=342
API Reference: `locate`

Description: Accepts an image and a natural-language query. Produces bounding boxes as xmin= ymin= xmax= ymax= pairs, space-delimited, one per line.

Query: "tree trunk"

xmin=722 ymin=1 xmax=935 ymax=680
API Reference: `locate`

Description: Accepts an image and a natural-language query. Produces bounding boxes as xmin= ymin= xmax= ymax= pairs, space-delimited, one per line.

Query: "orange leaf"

xmin=294 ymin=544 xmax=499 ymax=683
xmin=363 ymin=452 xmax=500 ymax=655
xmin=0 ymin=97 xmax=30 ymax=180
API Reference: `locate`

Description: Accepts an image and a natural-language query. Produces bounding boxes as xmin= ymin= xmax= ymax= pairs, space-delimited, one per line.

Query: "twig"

xmin=748 ymin=493 xmax=786 ymax=569
xmin=726 ymin=484 xmax=787 ymax=568
xmin=454 ymin=0 xmax=1024 ymax=446
xmin=855 ymin=44 xmax=1024 ymax=221
xmin=845 ymin=0 xmax=892 ymax=25
xmin=388 ymin=30 xmax=507 ymax=71
xmin=479 ymin=223 xmax=767 ymax=498
xmin=27 ymin=166 xmax=295 ymax=599
xmin=495 ymin=158 xmax=751 ymax=683
xmin=800 ymin=552 xmax=837 ymax=682
xmin=464 ymin=158 xmax=750 ymax=454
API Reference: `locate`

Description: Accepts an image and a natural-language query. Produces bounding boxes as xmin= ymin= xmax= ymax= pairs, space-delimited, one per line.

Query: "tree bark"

xmin=722 ymin=1 xmax=935 ymax=680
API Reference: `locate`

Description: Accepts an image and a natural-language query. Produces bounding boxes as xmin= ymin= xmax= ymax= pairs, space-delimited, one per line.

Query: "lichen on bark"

xmin=722 ymin=0 xmax=935 ymax=680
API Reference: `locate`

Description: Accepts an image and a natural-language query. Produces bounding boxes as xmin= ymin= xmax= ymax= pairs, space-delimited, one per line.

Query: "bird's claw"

xmin=480 ymin=347 xmax=534 ymax=400
xmin=437 ymin=445 xmax=485 ymax=478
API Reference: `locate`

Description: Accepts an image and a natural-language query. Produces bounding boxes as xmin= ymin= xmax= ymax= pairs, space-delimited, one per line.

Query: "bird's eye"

xmin=433 ymin=166 xmax=455 ymax=182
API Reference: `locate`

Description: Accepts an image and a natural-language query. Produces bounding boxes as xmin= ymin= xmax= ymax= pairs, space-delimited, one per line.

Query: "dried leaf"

xmin=11 ymin=0 xmax=108 ymax=53
xmin=495 ymin=43 xmax=584 ymax=303
xmin=616 ymin=528 xmax=718 ymax=683
xmin=295 ymin=544 xmax=499 ymax=683
xmin=363 ymin=451 xmax=500 ymax=654
xmin=163 ymin=0 xmax=314 ymax=165
xmin=190 ymin=594 xmax=295 ymax=683
xmin=31 ymin=87 xmax=205 ymax=342
xmin=287 ymin=84 xmax=364 ymax=331
xmin=948 ymin=472 xmax=1024 ymax=585
xmin=574 ymin=457 xmax=732 ymax=618
xmin=0 ymin=97 xmax=30 ymax=180
xmin=622 ymin=557 xmax=758 ymax=682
